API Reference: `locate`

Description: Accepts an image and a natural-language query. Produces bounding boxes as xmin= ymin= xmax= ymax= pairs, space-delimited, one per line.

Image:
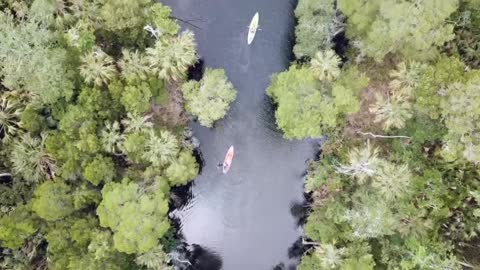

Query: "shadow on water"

xmin=187 ymin=58 xmax=205 ymax=81
xmin=189 ymin=244 xmax=223 ymax=270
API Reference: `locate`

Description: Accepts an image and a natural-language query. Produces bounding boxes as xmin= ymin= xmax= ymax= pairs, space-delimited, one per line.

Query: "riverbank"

xmin=274 ymin=1 xmax=480 ymax=269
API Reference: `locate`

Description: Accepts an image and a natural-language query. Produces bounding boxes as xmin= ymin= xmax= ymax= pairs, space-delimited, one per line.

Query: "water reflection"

xmin=163 ymin=0 xmax=318 ymax=269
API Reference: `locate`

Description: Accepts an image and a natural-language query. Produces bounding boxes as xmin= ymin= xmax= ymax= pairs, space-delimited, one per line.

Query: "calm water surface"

xmin=163 ymin=0 xmax=318 ymax=269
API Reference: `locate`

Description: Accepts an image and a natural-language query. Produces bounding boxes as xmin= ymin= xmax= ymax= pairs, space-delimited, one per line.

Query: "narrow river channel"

xmin=164 ymin=0 xmax=319 ymax=269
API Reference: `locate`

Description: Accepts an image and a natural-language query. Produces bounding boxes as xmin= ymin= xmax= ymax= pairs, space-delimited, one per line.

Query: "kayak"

xmin=247 ymin=12 xmax=259 ymax=45
xmin=222 ymin=146 xmax=235 ymax=174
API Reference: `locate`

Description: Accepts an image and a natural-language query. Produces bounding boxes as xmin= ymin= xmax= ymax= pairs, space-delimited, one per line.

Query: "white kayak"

xmin=222 ymin=146 xmax=235 ymax=174
xmin=247 ymin=12 xmax=259 ymax=45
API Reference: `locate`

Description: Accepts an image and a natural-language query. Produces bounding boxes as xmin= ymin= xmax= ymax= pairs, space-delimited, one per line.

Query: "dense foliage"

xmin=182 ymin=68 xmax=237 ymax=127
xmin=339 ymin=0 xmax=458 ymax=61
xmin=267 ymin=57 xmax=368 ymax=139
xmin=270 ymin=0 xmax=480 ymax=268
xmin=293 ymin=0 xmax=338 ymax=59
xmin=0 ymin=1 xmax=214 ymax=268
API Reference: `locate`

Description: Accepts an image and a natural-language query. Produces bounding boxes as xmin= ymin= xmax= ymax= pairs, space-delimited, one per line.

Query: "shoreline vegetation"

xmin=0 ymin=0 xmax=236 ymax=269
xmin=267 ymin=0 xmax=480 ymax=269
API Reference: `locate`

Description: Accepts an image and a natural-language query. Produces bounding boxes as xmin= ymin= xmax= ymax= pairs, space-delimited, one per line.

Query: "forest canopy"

xmin=267 ymin=0 xmax=480 ymax=269
xmin=0 ymin=0 xmax=215 ymax=268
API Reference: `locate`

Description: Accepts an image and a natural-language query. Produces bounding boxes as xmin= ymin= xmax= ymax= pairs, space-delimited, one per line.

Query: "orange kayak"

xmin=222 ymin=146 xmax=235 ymax=174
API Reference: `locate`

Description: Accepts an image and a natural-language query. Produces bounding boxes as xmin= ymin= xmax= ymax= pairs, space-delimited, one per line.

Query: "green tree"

xmin=32 ymin=181 xmax=74 ymax=221
xmin=45 ymin=216 xmax=131 ymax=270
xmin=149 ymin=3 xmax=179 ymax=37
xmin=73 ymin=184 xmax=102 ymax=210
xmin=0 ymin=11 xmax=74 ymax=104
xmin=447 ymin=0 xmax=480 ymax=69
xmin=122 ymin=132 xmax=148 ymax=163
xmin=165 ymin=150 xmax=198 ymax=186
xmin=20 ymin=104 xmax=45 ymax=134
xmin=338 ymin=0 xmax=458 ymax=61
xmin=440 ymin=75 xmax=480 ymax=163
xmin=64 ymin=21 xmax=97 ymax=54
xmin=416 ymin=56 xmax=466 ymax=119
xmin=83 ymin=155 xmax=115 ymax=185
xmin=181 ymin=68 xmax=237 ymax=127
xmin=331 ymin=66 xmax=369 ymax=115
xmin=146 ymin=30 xmax=197 ymax=81
xmin=97 ymin=180 xmax=170 ymax=254
xmin=99 ymin=0 xmax=151 ymax=31
xmin=121 ymin=82 xmax=153 ymax=115
xmin=80 ymin=48 xmax=118 ymax=86
xmin=267 ymin=66 xmax=326 ymax=138
xmin=267 ymin=66 xmax=368 ymax=139
xmin=77 ymin=86 xmax=118 ymax=120
xmin=0 ymin=205 xmax=38 ymax=249
xmin=293 ymin=0 xmax=337 ymax=59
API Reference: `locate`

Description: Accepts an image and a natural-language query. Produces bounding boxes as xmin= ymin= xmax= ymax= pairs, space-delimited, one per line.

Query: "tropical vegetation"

xmin=182 ymin=68 xmax=237 ymax=127
xmin=0 ymin=0 xmax=233 ymax=268
xmin=266 ymin=0 xmax=480 ymax=268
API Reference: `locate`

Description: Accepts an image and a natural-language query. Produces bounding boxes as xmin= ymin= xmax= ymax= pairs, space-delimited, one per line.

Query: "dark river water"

xmin=163 ymin=0 xmax=319 ymax=269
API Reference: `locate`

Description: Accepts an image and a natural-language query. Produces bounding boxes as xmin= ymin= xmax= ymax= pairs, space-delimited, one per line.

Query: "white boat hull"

xmin=248 ymin=12 xmax=259 ymax=45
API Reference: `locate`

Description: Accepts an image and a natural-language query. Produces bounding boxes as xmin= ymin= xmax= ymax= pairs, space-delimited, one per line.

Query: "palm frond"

xmin=11 ymin=134 xmax=56 ymax=182
xmin=369 ymin=92 xmax=413 ymax=131
xmin=121 ymin=113 xmax=153 ymax=133
xmin=79 ymin=48 xmax=117 ymax=86
xmin=310 ymin=49 xmax=341 ymax=81
xmin=100 ymin=121 xmax=124 ymax=153
xmin=143 ymin=130 xmax=179 ymax=166
xmin=0 ymin=94 xmax=23 ymax=143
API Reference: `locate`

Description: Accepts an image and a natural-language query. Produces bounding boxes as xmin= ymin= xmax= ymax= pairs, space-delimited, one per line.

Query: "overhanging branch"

xmin=357 ymin=131 xmax=411 ymax=139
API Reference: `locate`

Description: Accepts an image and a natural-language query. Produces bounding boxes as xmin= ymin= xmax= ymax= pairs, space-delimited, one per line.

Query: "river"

xmin=163 ymin=0 xmax=319 ymax=269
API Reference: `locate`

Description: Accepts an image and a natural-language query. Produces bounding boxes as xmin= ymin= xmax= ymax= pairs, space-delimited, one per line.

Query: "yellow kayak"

xmin=247 ymin=12 xmax=259 ymax=45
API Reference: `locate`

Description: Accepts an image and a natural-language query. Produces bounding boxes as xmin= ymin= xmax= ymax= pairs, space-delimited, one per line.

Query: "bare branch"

xmin=357 ymin=131 xmax=411 ymax=139
xmin=0 ymin=172 xmax=12 ymax=178
xmin=302 ymin=239 xmax=320 ymax=246
xmin=459 ymin=261 xmax=475 ymax=269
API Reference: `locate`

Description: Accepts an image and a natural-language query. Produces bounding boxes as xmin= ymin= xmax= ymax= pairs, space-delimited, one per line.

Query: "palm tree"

xmin=135 ymin=244 xmax=173 ymax=270
xmin=336 ymin=142 xmax=379 ymax=184
xmin=310 ymin=49 xmax=341 ymax=81
xmin=389 ymin=61 xmax=426 ymax=98
xmin=121 ymin=113 xmax=153 ymax=133
xmin=100 ymin=121 xmax=124 ymax=154
xmin=372 ymin=162 xmax=411 ymax=201
xmin=79 ymin=48 xmax=117 ymax=86
xmin=11 ymin=134 xmax=56 ymax=182
xmin=146 ymin=30 xmax=197 ymax=81
xmin=118 ymin=49 xmax=149 ymax=81
xmin=369 ymin=92 xmax=413 ymax=131
xmin=143 ymin=130 xmax=179 ymax=166
xmin=314 ymin=244 xmax=346 ymax=269
xmin=0 ymin=94 xmax=23 ymax=142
